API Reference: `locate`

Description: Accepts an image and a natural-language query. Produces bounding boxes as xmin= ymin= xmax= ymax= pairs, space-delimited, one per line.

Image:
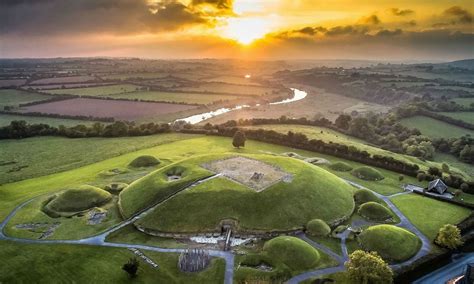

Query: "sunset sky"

xmin=0 ymin=0 xmax=473 ymax=60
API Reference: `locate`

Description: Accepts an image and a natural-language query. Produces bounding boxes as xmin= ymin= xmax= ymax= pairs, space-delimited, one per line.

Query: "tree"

xmin=122 ymin=257 xmax=139 ymax=278
xmin=335 ymin=114 xmax=351 ymax=130
xmin=232 ymin=130 xmax=246 ymax=148
xmin=346 ymin=250 xmax=393 ymax=284
xmin=441 ymin=163 xmax=450 ymax=173
xmin=435 ymin=224 xmax=463 ymax=250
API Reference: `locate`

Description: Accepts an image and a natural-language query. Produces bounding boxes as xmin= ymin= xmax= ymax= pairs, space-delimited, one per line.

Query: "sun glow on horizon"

xmin=220 ymin=17 xmax=272 ymax=45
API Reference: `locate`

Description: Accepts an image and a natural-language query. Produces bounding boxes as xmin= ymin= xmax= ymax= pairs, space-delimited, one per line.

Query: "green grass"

xmin=329 ymin=162 xmax=353 ymax=172
xmin=399 ymin=115 xmax=474 ymax=138
xmin=358 ymin=224 xmax=421 ymax=262
xmin=44 ymin=185 xmax=112 ymax=215
xmin=452 ymin=97 xmax=474 ymax=107
xmin=0 ymin=240 xmax=225 ymax=283
xmin=128 ymin=155 xmax=161 ymax=168
xmin=102 ymin=91 xmax=242 ymax=105
xmin=352 ymin=166 xmax=384 ymax=181
xmin=353 ymin=189 xmax=382 ymax=205
xmin=263 ymin=236 xmax=320 ymax=271
xmin=106 ymin=224 xmax=188 ymax=249
xmin=306 ymin=219 xmax=331 ymax=237
xmin=134 ymin=154 xmax=355 ymax=232
xmin=307 ymin=236 xmax=343 ymax=256
xmin=439 ymin=112 xmax=474 ymax=124
xmin=0 ymin=133 xmax=195 ymax=184
xmin=0 ymin=113 xmax=101 ymax=127
xmin=433 ymin=152 xmax=474 ymax=178
xmin=391 ymin=194 xmax=471 ymax=241
xmin=358 ymin=202 xmax=393 ymax=222
xmin=46 ymin=84 xmax=139 ymax=96
xmin=0 ymin=89 xmax=54 ymax=108
xmin=242 ymin=124 xmax=470 ymax=179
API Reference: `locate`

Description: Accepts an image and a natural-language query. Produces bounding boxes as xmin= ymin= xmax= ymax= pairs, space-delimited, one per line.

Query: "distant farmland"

xmin=29 ymin=76 xmax=97 ymax=85
xmin=0 ymin=114 xmax=100 ymax=127
xmin=0 ymin=89 xmax=54 ymax=108
xmin=399 ymin=115 xmax=474 ymax=138
xmin=19 ymin=98 xmax=197 ymax=121
xmin=45 ymin=84 xmax=139 ymax=96
xmin=439 ymin=112 xmax=474 ymax=124
xmin=94 ymin=91 xmax=241 ymax=105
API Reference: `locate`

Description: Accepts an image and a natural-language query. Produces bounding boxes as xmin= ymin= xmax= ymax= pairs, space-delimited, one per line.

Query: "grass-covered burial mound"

xmin=306 ymin=219 xmax=331 ymax=237
xmin=263 ymin=236 xmax=320 ymax=271
xmin=352 ymin=166 xmax=385 ymax=181
xmin=329 ymin=162 xmax=353 ymax=172
xmin=43 ymin=185 xmax=112 ymax=217
xmin=358 ymin=202 xmax=393 ymax=221
xmin=358 ymin=225 xmax=421 ymax=262
xmin=354 ymin=189 xmax=381 ymax=205
xmin=121 ymin=153 xmax=355 ymax=233
xmin=129 ymin=155 xmax=160 ymax=168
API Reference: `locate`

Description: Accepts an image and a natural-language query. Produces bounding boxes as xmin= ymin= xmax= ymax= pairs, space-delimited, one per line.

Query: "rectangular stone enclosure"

xmin=202 ymin=156 xmax=292 ymax=192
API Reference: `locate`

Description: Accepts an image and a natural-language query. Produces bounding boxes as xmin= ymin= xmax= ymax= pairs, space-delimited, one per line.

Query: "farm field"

xmin=0 ymin=79 xmax=26 ymax=87
xmin=29 ymin=76 xmax=97 ymax=85
xmin=101 ymin=72 xmax=170 ymax=80
xmin=176 ymin=82 xmax=276 ymax=96
xmin=205 ymin=75 xmax=261 ymax=86
xmin=0 ymin=113 xmax=99 ymax=127
xmin=0 ymin=241 xmax=225 ymax=283
xmin=399 ymin=115 xmax=474 ymax=138
xmin=452 ymin=97 xmax=474 ymax=107
xmin=439 ymin=112 xmax=474 ymax=124
xmin=0 ymin=89 xmax=53 ymax=108
xmin=45 ymin=84 xmax=140 ymax=96
xmin=31 ymin=82 xmax=110 ymax=90
xmin=0 ymin=133 xmax=195 ymax=184
xmin=97 ymin=91 xmax=241 ymax=105
xmin=19 ymin=98 xmax=197 ymax=121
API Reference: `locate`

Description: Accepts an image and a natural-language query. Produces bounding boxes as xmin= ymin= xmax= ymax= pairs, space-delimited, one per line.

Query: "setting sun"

xmin=220 ymin=17 xmax=272 ymax=45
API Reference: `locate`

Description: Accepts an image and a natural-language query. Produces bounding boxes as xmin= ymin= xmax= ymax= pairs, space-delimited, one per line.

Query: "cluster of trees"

xmin=433 ymin=136 xmax=474 ymax=163
xmin=0 ymin=120 xmax=171 ymax=139
xmin=416 ymin=166 xmax=473 ymax=194
xmin=0 ymin=110 xmax=114 ymax=123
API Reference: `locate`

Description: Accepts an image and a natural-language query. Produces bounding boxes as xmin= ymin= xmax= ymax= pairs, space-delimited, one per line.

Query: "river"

xmin=176 ymin=88 xmax=307 ymax=124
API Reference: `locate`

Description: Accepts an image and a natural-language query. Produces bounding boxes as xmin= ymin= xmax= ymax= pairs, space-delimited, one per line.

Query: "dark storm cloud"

xmin=0 ymin=0 xmax=211 ymax=35
xmin=390 ymin=8 xmax=414 ymax=16
xmin=375 ymin=29 xmax=403 ymax=37
xmin=443 ymin=6 xmax=473 ymax=24
xmin=359 ymin=15 xmax=381 ymax=25
xmin=326 ymin=25 xmax=370 ymax=36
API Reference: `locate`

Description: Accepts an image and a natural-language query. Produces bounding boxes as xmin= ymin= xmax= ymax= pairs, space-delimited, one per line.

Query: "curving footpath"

xmin=0 ymin=177 xmax=432 ymax=284
xmin=288 ymin=179 xmax=432 ymax=283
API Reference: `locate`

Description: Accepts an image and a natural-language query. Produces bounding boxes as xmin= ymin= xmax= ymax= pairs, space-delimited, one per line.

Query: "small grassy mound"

xmin=104 ymin=182 xmax=128 ymax=194
xmin=354 ymin=189 xmax=381 ymax=205
xmin=329 ymin=162 xmax=353 ymax=172
xmin=165 ymin=166 xmax=186 ymax=177
xmin=263 ymin=236 xmax=320 ymax=271
xmin=43 ymin=185 xmax=112 ymax=217
xmin=306 ymin=219 xmax=331 ymax=237
xmin=352 ymin=166 xmax=384 ymax=181
xmin=128 ymin=155 xmax=160 ymax=168
xmin=358 ymin=225 xmax=421 ymax=262
xmin=358 ymin=202 xmax=393 ymax=221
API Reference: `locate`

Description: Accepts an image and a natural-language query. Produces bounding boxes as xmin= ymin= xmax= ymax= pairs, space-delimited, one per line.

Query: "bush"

xmin=306 ymin=219 xmax=331 ymax=237
xmin=358 ymin=202 xmax=393 ymax=221
xmin=435 ymin=224 xmax=463 ymax=249
xmin=129 ymin=155 xmax=160 ymax=168
xmin=263 ymin=236 xmax=320 ymax=271
xmin=329 ymin=162 xmax=353 ymax=172
xmin=352 ymin=166 xmax=385 ymax=181
xmin=354 ymin=189 xmax=381 ymax=205
xmin=346 ymin=250 xmax=393 ymax=284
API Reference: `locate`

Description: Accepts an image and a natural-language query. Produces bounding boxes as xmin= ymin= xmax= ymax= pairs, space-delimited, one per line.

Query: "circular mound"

xmin=129 ymin=155 xmax=160 ymax=168
xmin=358 ymin=202 xmax=392 ymax=221
xmin=44 ymin=185 xmax=112 ymax=217
xmin=122 ymin=154 xmax=355 ymax=233
xmin=329 ymin=162 xmax=353 ymax=172
xmin=104 ymin=182 xmax=128 ymax=194
xmin=354 ymin=189 xmax=381 ymax=204
xmin=358 ymin=225 xmax=421 ymax=262
xmin=263 ymin=236 xmax=320 ymax=271
xmin=352 ymin=166 xmax=384 ymax=181
xmin=306 ymin=219 xmax=331 ymax=237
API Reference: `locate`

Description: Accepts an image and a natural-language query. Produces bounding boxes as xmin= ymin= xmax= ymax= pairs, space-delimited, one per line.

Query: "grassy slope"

xmin=0 ymin=113 xmax=100 ymax=127
xmin=452 ymin=97 xmax=474 ymax=107
xmin=391 ymin=194 xmax=471 ymax=241
xmin=136 ymin=154 xmax=355 ymax=232
xmin=0 ymin=133 xmax=195 ymax=184
xmin=0 ymin=240 xmax=225 ymax=284
xmin=46 ymin=84 xmax=139 ymax=96
xmin=399 ymin=115 xmax=474 ymax=138
xmin=242 ymin=124 xmax=469 ymax=179
xmin=358 ymin=225 xmax=421 ymax=262
xmin=0 ymin=89 xmax=53 ymax=107
xmin=103 ymin=91 xmax=241 ymax=105
xmin=439 ymin=112 xmax=474 ymax=124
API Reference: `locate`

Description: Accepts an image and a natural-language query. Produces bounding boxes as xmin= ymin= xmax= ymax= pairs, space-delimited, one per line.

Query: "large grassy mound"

xmin=352 ymin=166 xmax=385 ymax=181
xmin=354 ymin=189 xmax=381 ymax=205
xmin=128 ymin=155 xmax=160 ymax=168
xmin=263 ymin=236 xmax=320 ymax=271
xmin=358 ymin=225 xmax=421 ymax=262
xmin=306 ymin=219 xmax=331 ymax=237
xmin=133 ymin=154 xmax=355 ymax=233
xmin=43 ymin=185 xmax=112 ymax=217
xmin=329 ymin=162 xmax=353 ymax=172
xmin=358 ymin=202 xmax=393 ymax=221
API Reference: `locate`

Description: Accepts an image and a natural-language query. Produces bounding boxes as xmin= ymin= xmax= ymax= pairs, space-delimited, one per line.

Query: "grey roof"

xmin=427 ymin=179 xmax=448 ymax=194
